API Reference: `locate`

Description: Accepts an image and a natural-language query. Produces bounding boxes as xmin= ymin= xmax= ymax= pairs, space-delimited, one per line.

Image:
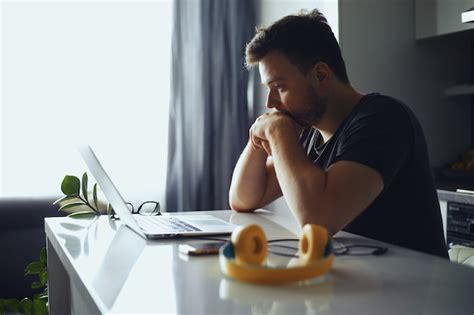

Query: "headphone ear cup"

xmin=298 ymin=224 xmax=329 ymax=264
xmin=231 ymin=224 xmax=267 ymax=265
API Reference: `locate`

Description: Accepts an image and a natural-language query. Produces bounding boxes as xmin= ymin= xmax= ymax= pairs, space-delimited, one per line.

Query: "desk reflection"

xmin=220 ymin=276 xmax=334 ymax=315
xmin=58 ymin=216 xmax=107 ymax=257
xmin=92 ymin=224 xmax=146 ymax=309
xmin=229 ymin=211 xmax=297 ymax=240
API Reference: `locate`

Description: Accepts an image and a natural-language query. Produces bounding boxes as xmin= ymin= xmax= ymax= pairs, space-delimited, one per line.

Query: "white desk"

xmin=45 ymin=210 xmax=474 ymax=315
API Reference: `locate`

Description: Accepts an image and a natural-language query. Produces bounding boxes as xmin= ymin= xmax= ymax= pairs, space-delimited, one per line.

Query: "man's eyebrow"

xmin=262 ymin=77 xmax=285 ymax=87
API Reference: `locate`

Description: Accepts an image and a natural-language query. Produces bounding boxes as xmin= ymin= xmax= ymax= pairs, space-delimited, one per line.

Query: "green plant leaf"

xmin=39 ymin=270 xmax=48 ymax=285
xmin=32 ymin=298 xmax=48 ymax=315
xmin=61 ymin=175 xmax=80 ymax=196
xmin=93 ymin=183 xmax=99 ymax=209
xmin=68 ymin=210 xmax=97 ymax=219
xmin=58 ymin=202 xmax=85 ymax=212
xmin=82 ymin=172 xmax=89 ymax=202
xmin=37 ymin=293 xmax=48 ymax=301
xmin=53 ymin=195 xmax=78 ymax=205
xmin=40 ymin=287 xmax=48 ymax=299
xmin=25 ymin=262 xmax=45 ymax=275
xmin=40 ymin=247 xmax=47 ymax=265
xmin=38 ymin=296 xmax=48 ymax=303
xmin=107 ymin=203 xmax=114 ymax=217
xmin=0 ymin=298 xmax=5 ymax=312
xmin=4 ymin=298 xmax=19 ymax=312
xmin=34 ymin=287 xmax=48 ymax=302
xmin=31 ymin=282 xmax=43 ymax=290
xmin=18 ymin=298 xmax=33 ymax=315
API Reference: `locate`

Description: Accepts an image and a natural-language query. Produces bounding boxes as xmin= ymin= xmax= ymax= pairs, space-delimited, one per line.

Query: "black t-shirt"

xmin=300 ymin=93 xmax=448 ymax=258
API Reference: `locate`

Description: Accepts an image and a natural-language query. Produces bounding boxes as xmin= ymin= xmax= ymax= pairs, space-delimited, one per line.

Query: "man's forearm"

xmin=229 ymin=141 xmax=269 ymax=211
xmin=267 ymin=127 xmax=328 ymax=227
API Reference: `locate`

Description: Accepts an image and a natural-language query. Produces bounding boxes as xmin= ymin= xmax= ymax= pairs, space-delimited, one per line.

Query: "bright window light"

xmin=1 ymin=0 xmax=172 ymax=207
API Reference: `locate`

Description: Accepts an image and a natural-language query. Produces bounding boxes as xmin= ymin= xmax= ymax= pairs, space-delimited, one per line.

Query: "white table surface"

xmin=45 ymin=210 xmax=474 ymax=315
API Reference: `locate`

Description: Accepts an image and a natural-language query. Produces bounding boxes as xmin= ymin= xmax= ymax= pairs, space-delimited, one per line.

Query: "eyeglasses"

xmin=265 ymin=239 xmax=388 ymax=257
xmin=109 ymin=200 xmax=161 ymax=220
xmin=333 ymin=244 xmax=388 ymax=256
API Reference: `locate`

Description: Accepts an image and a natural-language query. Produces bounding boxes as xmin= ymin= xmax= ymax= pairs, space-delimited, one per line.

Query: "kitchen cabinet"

xmin=416 ymin=0 xmax=474 ymax=39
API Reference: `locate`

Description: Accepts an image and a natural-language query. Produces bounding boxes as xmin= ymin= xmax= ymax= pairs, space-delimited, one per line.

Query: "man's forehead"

xmin=258 ymin=51 xmax=297 ymax=85
xmin=259 ymin=62 xmax=285 ymax=85
xmin=259 ymin=73 xmax=285 ymax=85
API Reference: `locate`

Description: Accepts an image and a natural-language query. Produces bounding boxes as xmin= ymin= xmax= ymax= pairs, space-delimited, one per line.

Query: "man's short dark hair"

xmin=245 ymin=9 xmax=349 ymax=84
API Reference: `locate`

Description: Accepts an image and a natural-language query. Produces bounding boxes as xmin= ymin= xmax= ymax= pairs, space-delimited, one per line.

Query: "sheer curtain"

xmin=166 ymin=0 xmax=256 ymax=211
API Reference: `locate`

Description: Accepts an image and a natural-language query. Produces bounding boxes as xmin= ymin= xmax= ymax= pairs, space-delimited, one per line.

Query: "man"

xmin=228 ymin=9 xmax=448 ymax=258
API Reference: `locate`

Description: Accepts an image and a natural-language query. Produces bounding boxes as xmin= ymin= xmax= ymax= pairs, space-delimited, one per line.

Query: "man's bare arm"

xmin=228 ymin=141 xmax=282 ymax=211
xmin=268 ymin=127 xmax=383 ymax=234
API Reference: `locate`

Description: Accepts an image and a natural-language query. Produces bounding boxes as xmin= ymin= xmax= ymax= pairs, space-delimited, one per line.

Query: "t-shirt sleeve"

xmin=332 ymin=101 xmax=413 ymax=188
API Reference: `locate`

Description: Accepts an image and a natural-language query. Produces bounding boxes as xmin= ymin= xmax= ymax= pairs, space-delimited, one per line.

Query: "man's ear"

xmin=312 ymin=62 xmax=330 ymax=82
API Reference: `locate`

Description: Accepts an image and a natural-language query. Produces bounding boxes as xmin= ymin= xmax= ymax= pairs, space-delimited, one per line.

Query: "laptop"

xmin=79 ymin=145 xmax=236 ymax=239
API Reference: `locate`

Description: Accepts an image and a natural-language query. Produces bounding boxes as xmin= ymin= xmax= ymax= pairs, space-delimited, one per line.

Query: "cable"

xmin=185 ymin=237 xmax=388 ymax=257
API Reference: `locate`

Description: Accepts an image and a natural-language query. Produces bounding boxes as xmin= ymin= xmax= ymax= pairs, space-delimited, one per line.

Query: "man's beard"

xmin=288 ymin=85 xmax=327 ymax=128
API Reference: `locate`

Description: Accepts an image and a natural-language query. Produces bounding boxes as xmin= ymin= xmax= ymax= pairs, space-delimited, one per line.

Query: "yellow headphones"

xmin=219 ymin=224 xmax=334 ymax=285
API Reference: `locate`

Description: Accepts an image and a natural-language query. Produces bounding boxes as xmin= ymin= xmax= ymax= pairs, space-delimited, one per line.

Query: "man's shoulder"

xmin=356 ymin=93 xmax=410 ymax=115
xmin=347 ymin=93 xmax=414 ymax=127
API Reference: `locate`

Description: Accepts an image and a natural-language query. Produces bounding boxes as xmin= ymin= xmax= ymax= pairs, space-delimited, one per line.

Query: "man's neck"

xmin=314 ymin=85 xmax=363 ymax=143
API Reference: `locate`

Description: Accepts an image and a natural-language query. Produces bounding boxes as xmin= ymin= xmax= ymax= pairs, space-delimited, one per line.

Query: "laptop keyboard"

xmin=135 ymin=215 xmax=201 ymax=233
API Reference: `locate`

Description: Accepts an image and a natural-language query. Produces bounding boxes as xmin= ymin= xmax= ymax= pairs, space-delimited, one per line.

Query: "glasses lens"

xmin=138 ymin=201 xmax=160 ymax=215
xmin=347 ymin=245 xmax=379 ymax=255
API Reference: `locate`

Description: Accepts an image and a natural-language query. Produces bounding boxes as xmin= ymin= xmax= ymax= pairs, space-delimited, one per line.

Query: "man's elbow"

xmin=228 ymin=196 xmax=256 ymax=213
xmin=298 ymin=211 xmax=341 ymax=236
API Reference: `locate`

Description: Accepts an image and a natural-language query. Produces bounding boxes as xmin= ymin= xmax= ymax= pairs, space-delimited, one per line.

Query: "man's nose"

xmin=265 ymin=90 xmax=280 ymax=109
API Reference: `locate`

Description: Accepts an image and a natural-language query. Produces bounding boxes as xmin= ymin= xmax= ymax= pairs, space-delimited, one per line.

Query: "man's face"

xmin=259 ymin=51 xmax=327 ymax=128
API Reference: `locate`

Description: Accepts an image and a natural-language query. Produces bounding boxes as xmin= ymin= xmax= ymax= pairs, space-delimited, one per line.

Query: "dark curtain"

xmin=166 ymin=0 xmax=256 ymax=211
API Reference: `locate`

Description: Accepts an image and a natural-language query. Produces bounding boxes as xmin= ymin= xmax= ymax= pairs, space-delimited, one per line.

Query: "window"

xmin=1 ymin=0 xmax=172 ymax=206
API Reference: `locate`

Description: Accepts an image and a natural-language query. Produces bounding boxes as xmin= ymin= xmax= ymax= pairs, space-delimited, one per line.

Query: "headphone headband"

xmin=219 ymin=224 xmax=334 ymax=285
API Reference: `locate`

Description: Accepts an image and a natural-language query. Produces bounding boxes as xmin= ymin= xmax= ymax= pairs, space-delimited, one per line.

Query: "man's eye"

xmin=276 ymin=86 xmax=285 ymax=92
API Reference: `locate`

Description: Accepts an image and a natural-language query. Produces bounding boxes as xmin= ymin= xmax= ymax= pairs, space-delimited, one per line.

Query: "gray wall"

xmin=339 ymin=0 xmax=471 ymax=167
